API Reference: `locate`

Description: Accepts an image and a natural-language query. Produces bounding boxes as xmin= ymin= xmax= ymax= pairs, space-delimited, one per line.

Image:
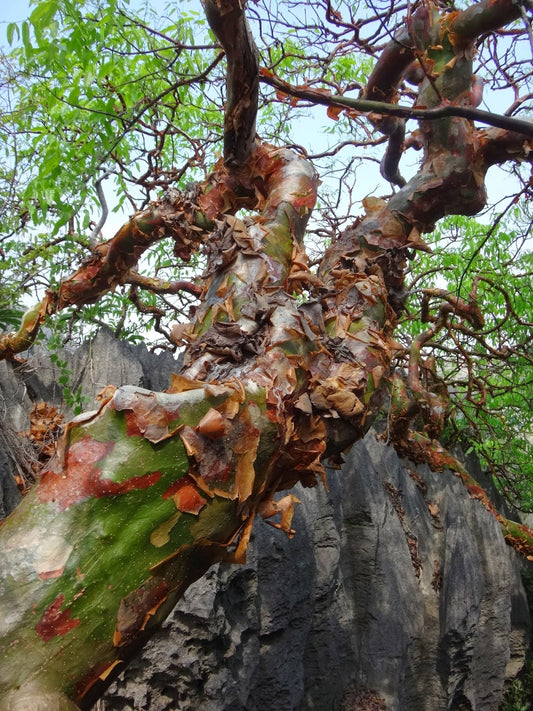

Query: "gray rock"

xmin=103 ymin=433 xmax=530 ymax=711
xmin=0 ymin=360 xmax=34 ymax=431
xmin=19 ymin=327 xmax=181 ymax=414
xmin=0 ymin=435 xmax=21 ymax=520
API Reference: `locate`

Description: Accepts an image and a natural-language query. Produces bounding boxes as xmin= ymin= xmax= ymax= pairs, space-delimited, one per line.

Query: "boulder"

xmin=101 ymin=432 xmax=529 ymax=711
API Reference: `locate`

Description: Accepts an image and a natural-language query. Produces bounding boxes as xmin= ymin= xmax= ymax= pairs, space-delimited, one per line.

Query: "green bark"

xmin=0 ymin=382 xmax=278 ymax=708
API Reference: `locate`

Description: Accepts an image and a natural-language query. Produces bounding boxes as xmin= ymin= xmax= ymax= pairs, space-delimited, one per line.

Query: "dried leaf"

xmin=172 ymin=482 xmax=207 ymax=514
xmin=428 ymin=502 xmax=440 ymax=518
xmin=327 ymin=104 xmax=343 ymax=121
xmin=258 ymin=494 xmax=301 ymax=538
xmin=407 ymin=226 xmax=433 ymax=252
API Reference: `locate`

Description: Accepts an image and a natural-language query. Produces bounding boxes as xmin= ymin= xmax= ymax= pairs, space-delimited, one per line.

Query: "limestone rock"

xmin=103 ymin=433 xmax=530 ymax=711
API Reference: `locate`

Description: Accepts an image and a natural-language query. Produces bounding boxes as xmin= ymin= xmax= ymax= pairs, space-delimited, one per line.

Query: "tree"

xmin=0 ymin=0 xmax=533 ymax=707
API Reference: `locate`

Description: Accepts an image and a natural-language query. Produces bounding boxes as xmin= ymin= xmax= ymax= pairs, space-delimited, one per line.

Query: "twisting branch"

xmin=204 ymin=0 xmax=259 ymax=167
xmin=0 ymin=189 xmax=212 ymax=360
xmin=88 ymin=172 xmax=111 ymax=248
xmin=124 ymin=270 xmax=203 ymax=298
xmin=519 ymin=1 xmax=533 ymax=56
xmin=260 ymin=72 xmax=533 ymax=138
xmin=2 ymin=1 xmax=533 ymax=709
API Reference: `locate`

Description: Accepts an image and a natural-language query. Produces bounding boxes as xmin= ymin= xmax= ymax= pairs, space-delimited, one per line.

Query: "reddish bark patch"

xmin=115 ymin=391 xmax=181 ymax=442
xmin=163 ymin=475 xmax=207 ymax=514
xmin=38 ymin=568 xmax=65 ymax=580
xmin=162 ymin=474 xmax=194 ymax=499
xmin=124 ymin=410 xmax=144 ymax=437
xmin=466 ymin=483 xmax=487 ymax=501
xmin=37 ymin=436 xmax=162 ymax=509
xmin=35 ymin=593 xmax=81 ymax=641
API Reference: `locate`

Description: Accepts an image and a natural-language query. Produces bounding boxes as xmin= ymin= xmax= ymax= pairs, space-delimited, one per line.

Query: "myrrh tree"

xmin=0 ymin=0 xmax=533 ymax=707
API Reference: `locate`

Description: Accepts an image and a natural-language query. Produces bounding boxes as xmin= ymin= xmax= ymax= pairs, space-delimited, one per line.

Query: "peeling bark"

xmin=1 ymin=0 xmax=533 ymax=708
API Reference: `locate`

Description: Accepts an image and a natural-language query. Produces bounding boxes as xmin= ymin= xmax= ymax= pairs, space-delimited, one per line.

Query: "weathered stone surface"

xmin=0 ymin=327 xmax=180 ymax=417
xmin=101 ymin=433 xmax=530 ymax=711
xmin=0 ymin=432 xmax=21 ymax=520
xmin=0 ymin=359 xmax=35 ymax=431
xmin=0 ymin=329 xmax=529 ymax=710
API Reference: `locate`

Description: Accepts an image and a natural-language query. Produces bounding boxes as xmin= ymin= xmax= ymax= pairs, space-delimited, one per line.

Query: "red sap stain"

xmin=35 ymin=594 xmax=81 ymax=642
xmin=37 ymin=436 xmax=162 ymax=510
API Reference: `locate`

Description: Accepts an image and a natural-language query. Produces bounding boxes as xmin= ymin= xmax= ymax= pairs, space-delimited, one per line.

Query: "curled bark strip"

xmin=482 ymin=127 xmax=533 ymax=169
xmin=88 ymin=172 xmax=111 ymax=247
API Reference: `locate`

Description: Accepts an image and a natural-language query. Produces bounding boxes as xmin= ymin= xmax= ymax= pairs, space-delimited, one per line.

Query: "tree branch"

xmin=0 ymin=189 xmax=211 ymax=360
xmin=204 ymin=0 xmax=259 ymax=167
xmin=450 ymin=0 xmax=523 ymax=40
xmin=260 ymin=72 xmax=533 ymax=138
xmin=124 ymin=271 xmax=203 ymax=298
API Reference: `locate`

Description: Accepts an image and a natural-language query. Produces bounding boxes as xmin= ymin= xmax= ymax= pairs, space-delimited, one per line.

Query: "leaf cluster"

xmin=1 ymin=0 xmax=221 ymax=343
xmin=403 ymin=207 xmax=533 ymax=510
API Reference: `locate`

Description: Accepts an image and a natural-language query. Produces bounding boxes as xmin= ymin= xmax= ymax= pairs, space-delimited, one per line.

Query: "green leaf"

xmin=20 ymin=21 xmax=32 ymax=56
xmin=6 ymin=23 xmax=20 ymax=46
xmin=29 ymin=0 xmax=59 ymax=33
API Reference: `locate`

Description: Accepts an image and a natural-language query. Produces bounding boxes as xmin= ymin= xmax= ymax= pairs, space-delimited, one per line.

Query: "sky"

xmin=0 ymin=0 xmax=30 ymax=26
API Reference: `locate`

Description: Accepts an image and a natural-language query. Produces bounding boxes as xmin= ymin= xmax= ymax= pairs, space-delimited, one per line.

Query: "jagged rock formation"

xmin=0 ymin=329 xmax=529 ymax=710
